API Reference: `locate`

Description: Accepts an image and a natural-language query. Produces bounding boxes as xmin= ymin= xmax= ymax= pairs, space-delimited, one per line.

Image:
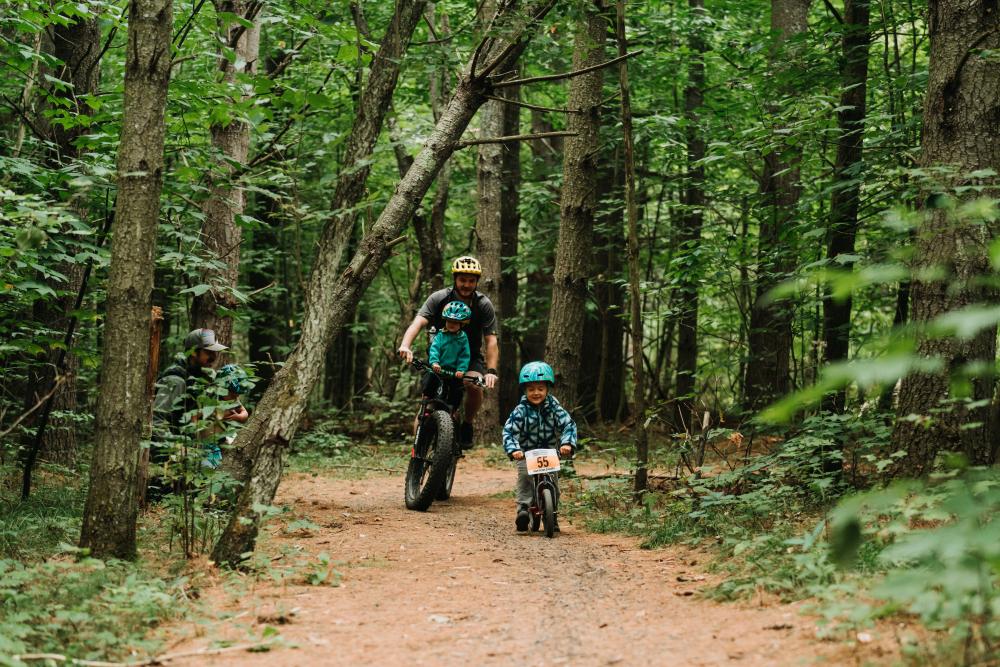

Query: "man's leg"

xmin=460 ymin=361 xmax=485 ymax=447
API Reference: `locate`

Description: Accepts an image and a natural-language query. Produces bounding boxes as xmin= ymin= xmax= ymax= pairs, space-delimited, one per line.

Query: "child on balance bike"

xmin=502 ymin=361 xmax=577 ymax=532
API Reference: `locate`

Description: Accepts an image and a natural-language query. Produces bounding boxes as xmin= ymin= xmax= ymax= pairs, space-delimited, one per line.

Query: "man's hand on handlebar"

xmin=483 ymin=372 xmax=497 ymax=390
xmin=398 ymin=346 xmax=414 ymax=363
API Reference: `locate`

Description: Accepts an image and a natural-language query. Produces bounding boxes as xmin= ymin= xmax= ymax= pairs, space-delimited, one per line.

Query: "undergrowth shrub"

xmin=0 ymin=554 xmax=184 ymax=664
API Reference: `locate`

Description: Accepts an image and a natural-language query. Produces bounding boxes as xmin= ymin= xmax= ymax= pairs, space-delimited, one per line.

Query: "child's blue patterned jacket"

xmin=502 ymin=394 xmax=577 ymax=457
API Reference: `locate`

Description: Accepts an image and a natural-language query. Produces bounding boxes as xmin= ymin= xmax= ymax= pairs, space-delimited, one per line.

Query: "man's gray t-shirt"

xmin=417 ymin=288 xmax=497 ymax=363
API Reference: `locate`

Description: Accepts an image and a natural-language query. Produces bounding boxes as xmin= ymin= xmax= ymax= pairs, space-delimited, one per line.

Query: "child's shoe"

xmin=515 ymin=508 xmax=530 ymax=532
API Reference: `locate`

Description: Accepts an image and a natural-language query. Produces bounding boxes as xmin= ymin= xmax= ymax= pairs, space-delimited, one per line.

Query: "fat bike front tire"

xmin=541 ymin=487 xmax=556 ymax=538
xmin=405 ymin=411 xmax=454 ymax=511
xmin=436 ymin=455 xmax=457 ymax=500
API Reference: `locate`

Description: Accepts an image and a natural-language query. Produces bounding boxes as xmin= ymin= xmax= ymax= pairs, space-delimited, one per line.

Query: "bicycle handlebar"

xmin=410 ymin=358 xmax=486 ymax=387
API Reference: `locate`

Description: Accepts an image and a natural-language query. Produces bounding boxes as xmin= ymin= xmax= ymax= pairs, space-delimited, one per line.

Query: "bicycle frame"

xmin=530 ymin=471 xmax=560 ymax=513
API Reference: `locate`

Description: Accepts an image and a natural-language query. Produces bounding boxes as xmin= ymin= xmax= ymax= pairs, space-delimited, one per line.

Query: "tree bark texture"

xmin=674 ymin=0 xmax=707 ymax=431
xmin=615 ymin=0 xmax=648 ymax=495
xmin=79 ymin=0 xmax=172 ymax=560
xmin=890 ymin=0 xmax=1000 ymax=475
xmin=821 ymin=0 xmax=871 ymax=414
xmin=520 ymin=111 xmax=562 ymax=363
xmin=213 ymin=0 xmax=556 ymax=566
xmin=474 ymin=0 xmax=505 ymax=436
xmin=743 ymin=0 xmax=811 ymax=411
xmin=544 ymin=0 xmax=608 ymax=413
xmin=33 ymin=14 xmax=102 ymax=464
xmin=319 ymin=0 xmax=429 ymax=285
xmin=191 ymin=1 xmax=261 ymax=345
xmin=498 ymin=84 xmax=522 ymax=417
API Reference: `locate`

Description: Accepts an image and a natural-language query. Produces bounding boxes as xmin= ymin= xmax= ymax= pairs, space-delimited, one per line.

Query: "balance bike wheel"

xmin=541 ymin=487 xmax=556 ymax=538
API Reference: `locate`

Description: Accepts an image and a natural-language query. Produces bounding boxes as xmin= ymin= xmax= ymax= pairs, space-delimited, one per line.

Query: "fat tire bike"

xmin=404 ymin=358 xmax=484 ymax=511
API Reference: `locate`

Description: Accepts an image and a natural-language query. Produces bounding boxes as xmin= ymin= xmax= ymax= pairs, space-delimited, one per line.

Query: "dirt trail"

xmin=164 ymin=452 xmax=891 ymax=666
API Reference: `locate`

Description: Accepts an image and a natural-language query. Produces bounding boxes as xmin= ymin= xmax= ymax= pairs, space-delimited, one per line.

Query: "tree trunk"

xmin=319 ymin=0 xmax=429 ymax=285
xmin=474 ymin=0 xmax=505 ymax=437
xmin=191 ymin=1 xmax=261 ymax=345
xmin=247 ymin=195 xmax=285 ymax=395
xmin=520 ymin=111 xmax=562 ymax=362
xmin=212 ymin=0 xmax=557 ymax=566
xmin=890 ymin=0 xmax=1000 ymax=475
xmin=821 ymin=0 xmax=871 ymax=414
xmin=615 ymin=0 xmax=648 ymax=496
xmin=743 ymin=0 xmax=811 ymax=411
xmin=498 ymin=83 xmax=522 ymax=418
xmin=673 ymin=0 xmax=707 ymax=431
xmin=79 ymin=0 xmax=172 ymax=560
xmin=584 ymin=149 xmax=626 ymax=422
xmin=544 ymin=0 xmax=609 ymax=414
xmin=39 ymin=14 xmax=101 ymax=464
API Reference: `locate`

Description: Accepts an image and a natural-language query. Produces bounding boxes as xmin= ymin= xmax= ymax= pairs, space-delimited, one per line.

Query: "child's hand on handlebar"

xmin=455 ymin=370 xmax=464 ymax=378
xmin=559 ymin=445 xmax=573 ymax=456
xmin=432 ymin=362 xmax=442 ymax=373
xmin=512 ymin=451 xmax=525 ymax=460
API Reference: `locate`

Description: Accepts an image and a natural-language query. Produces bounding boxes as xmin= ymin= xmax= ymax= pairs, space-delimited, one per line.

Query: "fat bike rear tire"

xmin=405 ymin=410 xmax=454 ymax=511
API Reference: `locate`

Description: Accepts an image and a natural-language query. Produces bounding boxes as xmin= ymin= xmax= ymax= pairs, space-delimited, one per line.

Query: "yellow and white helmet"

xmin=451 ymin=256 xmax=482 ymax=276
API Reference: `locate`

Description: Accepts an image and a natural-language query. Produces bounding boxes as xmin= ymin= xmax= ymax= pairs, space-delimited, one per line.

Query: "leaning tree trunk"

xmin=79 ymin=0 xmax=172 ymax=560
xmin=190 ymin=1 xmax=261 ymax=345
xmin=544 ymin=0 xmax=608 ymax=413
xmin=228 ymin=0 xmax=427 ymax=475
xmin=889 ymin=0 xmax=1000 ymax=475
xmin=821 ymin=0 xmax=871 ymax=414
xmin=212 ymin=0 xmax=558 ymax=567
xmin=673 ymin=0 xmax=707 ymax=432
xmin=319 ymin=0 xmax=429 ymax=286
xmin=743 ymin=0 xmax=812 ymax=411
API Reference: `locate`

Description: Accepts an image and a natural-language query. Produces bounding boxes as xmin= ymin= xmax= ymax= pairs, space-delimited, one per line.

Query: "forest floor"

xmin=158 ymin=451 xmax=899 ymax=666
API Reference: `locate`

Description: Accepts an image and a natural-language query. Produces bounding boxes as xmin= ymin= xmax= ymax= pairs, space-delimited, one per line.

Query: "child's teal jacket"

xmin=428 ymin=329 xmax=470 ymax=373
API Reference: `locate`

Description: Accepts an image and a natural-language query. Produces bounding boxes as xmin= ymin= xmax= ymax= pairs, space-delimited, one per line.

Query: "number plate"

xmin=525 ymin=449 xmax=560 ymax=475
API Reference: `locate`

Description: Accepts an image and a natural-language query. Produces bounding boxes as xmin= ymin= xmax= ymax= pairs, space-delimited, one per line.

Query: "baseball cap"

xmin=183 ymin=328 xmax=228 ymax=352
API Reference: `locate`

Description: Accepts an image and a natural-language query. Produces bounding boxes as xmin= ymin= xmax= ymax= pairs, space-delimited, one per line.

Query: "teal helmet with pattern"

xmin=518 ymin=361 xmax=555 ymax=386
xmin=442 ymin=300 xmax=472 ymax=322
xmin=217 ymin=364 xmax=254 ymax=395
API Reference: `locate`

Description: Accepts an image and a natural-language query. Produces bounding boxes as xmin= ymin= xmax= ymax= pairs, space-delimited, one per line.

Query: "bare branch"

xmin=0 ymin=94 xmax=47 ymax=143
xmin=0 ymin=375 xmax=66 ymax=441
xmin=455 ymin=130 xmax=576 ymax=148
xmin=484 ymin=94 xmax=583 ymax=114
xmin=820 ymin=0 xmax=844 ymax=24
xmin=493 ymin=50 xmax=643 ymax=88
xmin=475 ymin=0 xmax=559 ymax=80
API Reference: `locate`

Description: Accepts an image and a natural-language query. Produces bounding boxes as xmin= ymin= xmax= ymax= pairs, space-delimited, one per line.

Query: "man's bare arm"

xmin=483 ymin=334 xmax=499 ymax=389
xmin=398 ymin=315 xmax=429 ymax=363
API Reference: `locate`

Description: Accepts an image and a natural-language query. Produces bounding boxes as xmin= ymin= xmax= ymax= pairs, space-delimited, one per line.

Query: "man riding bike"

xmin=398 ymin=256 xmax=499 ymax=448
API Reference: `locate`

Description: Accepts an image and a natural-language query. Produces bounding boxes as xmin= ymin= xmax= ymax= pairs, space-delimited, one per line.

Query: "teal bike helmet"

xmin=442 ymin=300 xmax=472 ymax=322
xmin=518 ymin=361 xmax=555 ymax=386
xmin=217 ymin=364 xmax=254 ymax=395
